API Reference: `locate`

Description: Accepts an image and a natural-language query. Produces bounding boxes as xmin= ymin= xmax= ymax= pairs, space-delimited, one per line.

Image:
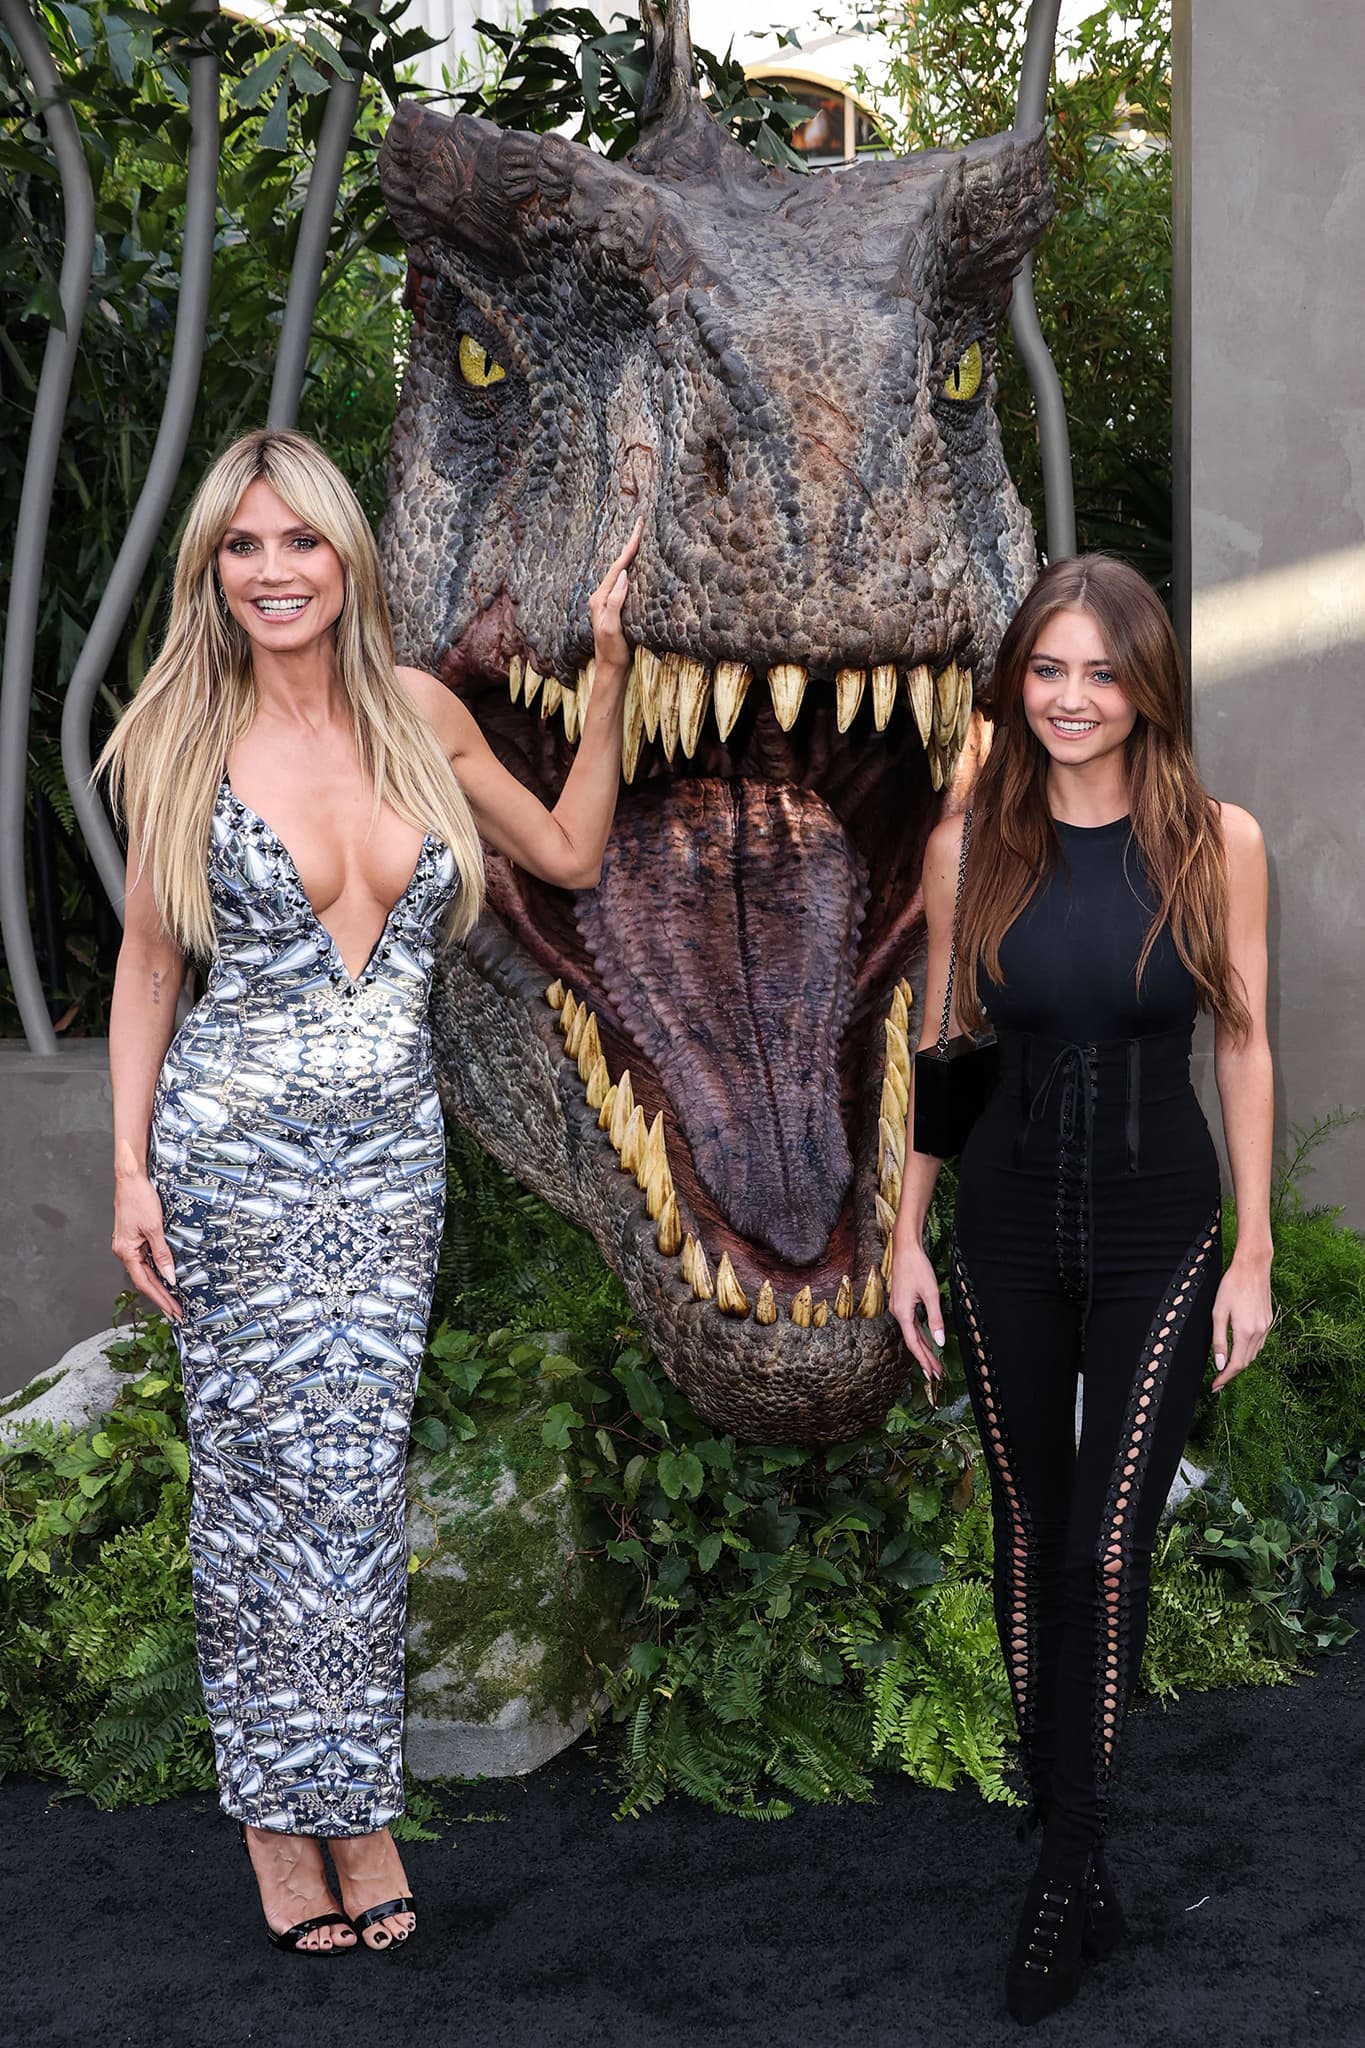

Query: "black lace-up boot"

xmin=1017 ymin=1770 xmax=1124 ymax=1963
xmin=1004 ymin=1849 xmax=1090 ymax=2025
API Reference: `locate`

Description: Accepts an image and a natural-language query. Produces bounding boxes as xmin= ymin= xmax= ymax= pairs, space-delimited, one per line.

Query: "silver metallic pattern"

xmin=149 ymin=780 xmax=457 ymax=1835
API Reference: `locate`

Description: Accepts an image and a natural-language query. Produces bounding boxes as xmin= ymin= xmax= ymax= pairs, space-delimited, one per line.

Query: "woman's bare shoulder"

xmin=924 ymin=808 xmax=968 ymax=881
xmin=1211 ymin=799 xmax=1265 ymax=861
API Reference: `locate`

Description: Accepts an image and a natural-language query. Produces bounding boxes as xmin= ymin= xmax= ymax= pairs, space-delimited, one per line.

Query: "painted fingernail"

xmin=1215 ymin=1354 xmax=1226 ymax=1369
xmin=933 ymin=1329 xmax=945 ymax=1346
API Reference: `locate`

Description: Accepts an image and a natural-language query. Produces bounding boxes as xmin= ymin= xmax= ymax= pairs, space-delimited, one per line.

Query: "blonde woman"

xmin=102 ymin=428 xmax=639 ymax=1955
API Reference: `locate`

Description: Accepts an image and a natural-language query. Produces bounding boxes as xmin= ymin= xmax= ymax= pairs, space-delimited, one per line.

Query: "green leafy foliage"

xmin=1190 ymin=1113 xmax=1365 ymax=1513
xmin=455 ymin=6 xmax=809 ymax=166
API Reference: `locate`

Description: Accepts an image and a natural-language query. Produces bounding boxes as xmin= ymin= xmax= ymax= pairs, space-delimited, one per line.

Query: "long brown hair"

xmin=956 ymin=553 xmax=1250 ymax=1040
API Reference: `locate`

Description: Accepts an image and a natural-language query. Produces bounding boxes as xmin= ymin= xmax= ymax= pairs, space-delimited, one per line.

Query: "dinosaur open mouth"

xmin=447 ymin=640 xmax=982 ymax=1330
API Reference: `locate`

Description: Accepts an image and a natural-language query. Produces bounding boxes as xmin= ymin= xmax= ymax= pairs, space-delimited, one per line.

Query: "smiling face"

xmin=217 ymin=477 xmax=345 ymax=654
xmin=1022 ymin=605 xmax=1137 ymax=769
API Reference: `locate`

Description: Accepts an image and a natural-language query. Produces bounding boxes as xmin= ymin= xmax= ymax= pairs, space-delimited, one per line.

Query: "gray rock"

xmin=0 ymin=1327 xmax=127 ymax=1441
xmin=403 ymin=1397 xmax=632 ymax=1781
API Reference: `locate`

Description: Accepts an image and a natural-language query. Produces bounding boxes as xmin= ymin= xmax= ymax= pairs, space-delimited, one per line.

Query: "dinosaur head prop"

xmin=379 ymin=7 xmax=1053 ymax=1440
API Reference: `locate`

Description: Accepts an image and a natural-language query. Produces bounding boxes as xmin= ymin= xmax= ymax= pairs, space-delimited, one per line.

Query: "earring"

xmin=214 ymin=580 xmax=229 ymax=620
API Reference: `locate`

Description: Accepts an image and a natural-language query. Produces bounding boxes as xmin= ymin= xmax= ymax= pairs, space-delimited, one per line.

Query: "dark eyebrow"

xmin=1029 ymin=650 xmax=1112 ymax=667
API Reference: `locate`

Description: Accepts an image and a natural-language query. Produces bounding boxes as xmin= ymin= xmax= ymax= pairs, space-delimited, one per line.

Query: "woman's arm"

xmin=401 ymin=523 xmax=642 ymax=889
xmin=109 ymin=836 xmax=186 ymax=1321
xmin=1209 ymin=801 xmax=1274 ymax=1391
xmin=889 ymin=809 xmax=968 ymax=1393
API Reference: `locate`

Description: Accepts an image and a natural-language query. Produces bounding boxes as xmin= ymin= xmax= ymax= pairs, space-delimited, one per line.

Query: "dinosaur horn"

xmin=947 ymin=125 xmax=1055 ymax=295
xmin=630 ymin=0 xmax=774 ymax=185
xmin=380 ymin=99 xmax=706 ymax=292
xmin=638 ymin=0 xmax=700 ymax=129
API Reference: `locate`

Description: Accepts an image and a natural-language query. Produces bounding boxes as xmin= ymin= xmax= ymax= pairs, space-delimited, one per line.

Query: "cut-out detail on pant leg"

xmin=952 ymin=1237 xmax=1038 ymax=1763
xmin=1090 ymin=1206 xmax=1222 ymax=1815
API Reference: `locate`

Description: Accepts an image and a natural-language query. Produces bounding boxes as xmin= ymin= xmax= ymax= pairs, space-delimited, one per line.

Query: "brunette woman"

xmin=102 ymin=428 xmax=639 ymax=1954
xmin=890 ymin=555 xmax=1273 ymax=2024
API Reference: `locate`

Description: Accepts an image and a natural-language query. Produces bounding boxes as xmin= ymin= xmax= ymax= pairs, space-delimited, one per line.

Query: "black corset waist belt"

xmin=993 ymin=1027 xmax=1197 ymax=1315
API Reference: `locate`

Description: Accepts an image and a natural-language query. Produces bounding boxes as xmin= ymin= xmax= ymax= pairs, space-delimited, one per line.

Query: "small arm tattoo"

xmin=151 ymin=969 xmax=165 ymax=1008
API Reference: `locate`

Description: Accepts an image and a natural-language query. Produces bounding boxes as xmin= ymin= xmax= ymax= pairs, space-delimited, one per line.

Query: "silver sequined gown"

xmin=149 ymin=780 xmax=457 ymax=1835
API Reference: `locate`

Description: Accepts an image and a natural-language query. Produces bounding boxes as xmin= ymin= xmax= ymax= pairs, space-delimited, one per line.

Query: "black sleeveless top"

xmin=978 ymin=816 xmax=1195 ymax=1041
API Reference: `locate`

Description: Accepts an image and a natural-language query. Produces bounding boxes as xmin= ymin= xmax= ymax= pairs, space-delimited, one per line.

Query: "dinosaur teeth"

xmin=637 ymin=1110 xmax=666 ymax=1195
xmin=678 ymin=658 xmax=711 ymax=758
xmin=713 ymin=660 xmax=752 ymax=740
xmin=598 ymin=1081 xmax=618 ymax=1132
xmin=790 ymin=1284 xmax=813 ymax=1327
xmin=834 ymin=1274 xmax=855 ymax=1320
xmin=655 ymin=1191 xmax=682 ymax=1256
xmin=585 ymin=1054 xmax=610 ymax=1111
xmin=578 ymin=658 xmax=596 ymax=716
xmin=857 ymin=1266 xmax=886 ymax=1318
xmin=523 ymin=663 xmax=544 ymax=709
xmin=620 ymin=1102 xmax=647 ymax=1177
xmin=906 ymin=663 xmax=934 ymax=746
xmin=767 ymin=662 xmax=808 ymax=731
xmin=755 ymin=1279 xmax=777 ymax=1325
xmin=509 ymin=656 xmax=524 ymax=704
xmin=545 ymin=979 xmax=565 ymax=1011
xmin=656 ymin=652 xmax=682 ymax=762
xmin=690 ymin=1239 xmax=715 ymax=1302
xmin=715 ymin=1252 xmax=749 ymax=1317
xmin=576 ymin=1011 xmax=602 ymax=1082
xmin=636 ymin=647 xmax=662 ymax=743
xmin=875 ymin=1190 xmax=898 ymax=1240
xmin=541 ymin=675 xmax=564 ymax=720
xmin=621 ymin=658 xmax=645 ymax=782
xmin=561 ymin=685 xmax=580 ymax=744
xmin=871 ymin=663 xmax=897 ymax=732
xmin=933 ymin=661 xmax=959 ymax=746
xmin=813 ymin=1300 xmax=830 ymax=1328
xmin=608 ymin=1069 xmax=635 ymax=1152
xmin=835 ymin=668 xmax=866 ymax=732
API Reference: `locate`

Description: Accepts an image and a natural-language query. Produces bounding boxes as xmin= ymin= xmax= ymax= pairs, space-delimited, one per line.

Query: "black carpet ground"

xmin=5 ymin=1600 xmax=1364 ymax=2048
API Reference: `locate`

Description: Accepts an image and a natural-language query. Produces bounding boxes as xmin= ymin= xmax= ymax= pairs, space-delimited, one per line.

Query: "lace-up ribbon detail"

xmin=1091 ymin=1207 xmax=1222 ymax=1814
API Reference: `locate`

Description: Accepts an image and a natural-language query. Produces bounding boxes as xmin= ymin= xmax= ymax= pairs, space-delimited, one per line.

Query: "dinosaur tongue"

xmin=577 ymin=779 xmax=868 ymax=1266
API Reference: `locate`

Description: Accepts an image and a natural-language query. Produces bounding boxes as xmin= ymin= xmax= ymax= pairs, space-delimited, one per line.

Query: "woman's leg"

xmin=950 ymin=1239 xmax=1084 ymax=1810
xmin=1046 ymin=1207 xmax=1223 ymax=1858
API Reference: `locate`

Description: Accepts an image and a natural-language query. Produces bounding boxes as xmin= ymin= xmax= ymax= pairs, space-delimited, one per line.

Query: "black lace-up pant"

xmin=950 ymin=1029 xmax=1222 ymax=1857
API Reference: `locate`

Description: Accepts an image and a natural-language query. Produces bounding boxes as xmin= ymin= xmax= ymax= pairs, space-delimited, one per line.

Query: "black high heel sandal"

xmin=237 ymin=1822 xmax=356 ymax=1956
xmin=348 ymin=1895 xmax=418 ymax=1951
xmin=1004 ymin=1852 xmax=1090 ymax=2026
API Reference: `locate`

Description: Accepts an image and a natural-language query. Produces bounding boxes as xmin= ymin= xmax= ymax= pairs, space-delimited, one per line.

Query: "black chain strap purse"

xmin=912 ymin=807 xmax=999 ymax=1158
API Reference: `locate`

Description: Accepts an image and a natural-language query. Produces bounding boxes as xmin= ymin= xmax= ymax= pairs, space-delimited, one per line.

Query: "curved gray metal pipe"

xmin=268 ymin=0 xmax=382 ymax=428
xmin=59 ymin=0 xmax=221 ymax=922
xmin=1011 ymin=0 xmax=1076 ymax=562
xmin=0 ymin=0 xmax=96 ymax=1053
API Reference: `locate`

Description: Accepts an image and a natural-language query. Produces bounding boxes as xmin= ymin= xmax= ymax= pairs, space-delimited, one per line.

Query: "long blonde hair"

xmin=957 ymin=553 xmax=1250 ymax=1041
xmin=98 ymin=428 xmax=485 ymax=955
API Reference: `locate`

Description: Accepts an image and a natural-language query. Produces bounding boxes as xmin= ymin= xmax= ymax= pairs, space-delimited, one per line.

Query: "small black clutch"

xmin=911 ymin=806 xmax=998 ymax=1159
xmin=913 ymin=1032 xmax=999 ymax=1159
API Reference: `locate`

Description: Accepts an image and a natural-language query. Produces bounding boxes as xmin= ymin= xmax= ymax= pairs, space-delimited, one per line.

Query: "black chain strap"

xmin=936 ymin=806 xmax=974 ymax=1056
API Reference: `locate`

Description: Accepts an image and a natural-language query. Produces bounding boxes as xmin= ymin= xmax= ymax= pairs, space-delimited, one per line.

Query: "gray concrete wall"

xmin=0 ymin=1041 xmax=126 ymax=1397
xmin=1178 ymin=0 xmax=1365 ymax=1223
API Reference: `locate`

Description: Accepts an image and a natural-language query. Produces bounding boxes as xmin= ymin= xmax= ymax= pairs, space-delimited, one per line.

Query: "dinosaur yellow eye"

xmin=943 ymin=341 xmax=983 ymax=402
xmin=458 ymin=334 xmax=506 ymax=388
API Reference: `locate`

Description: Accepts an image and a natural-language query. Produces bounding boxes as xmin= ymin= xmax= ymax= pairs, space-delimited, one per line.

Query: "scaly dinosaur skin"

xmin=378 ymin=11 xmax=1053 ymax=1441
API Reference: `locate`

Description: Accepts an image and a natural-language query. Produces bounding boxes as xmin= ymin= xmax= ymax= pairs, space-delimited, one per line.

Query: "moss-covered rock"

xmin=403 ymin=1392 xmax=633 ymax=1779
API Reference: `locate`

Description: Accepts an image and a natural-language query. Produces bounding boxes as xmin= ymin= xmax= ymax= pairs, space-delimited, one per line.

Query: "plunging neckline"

xmin=220 ymin=776 xmax=434 ymax=988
